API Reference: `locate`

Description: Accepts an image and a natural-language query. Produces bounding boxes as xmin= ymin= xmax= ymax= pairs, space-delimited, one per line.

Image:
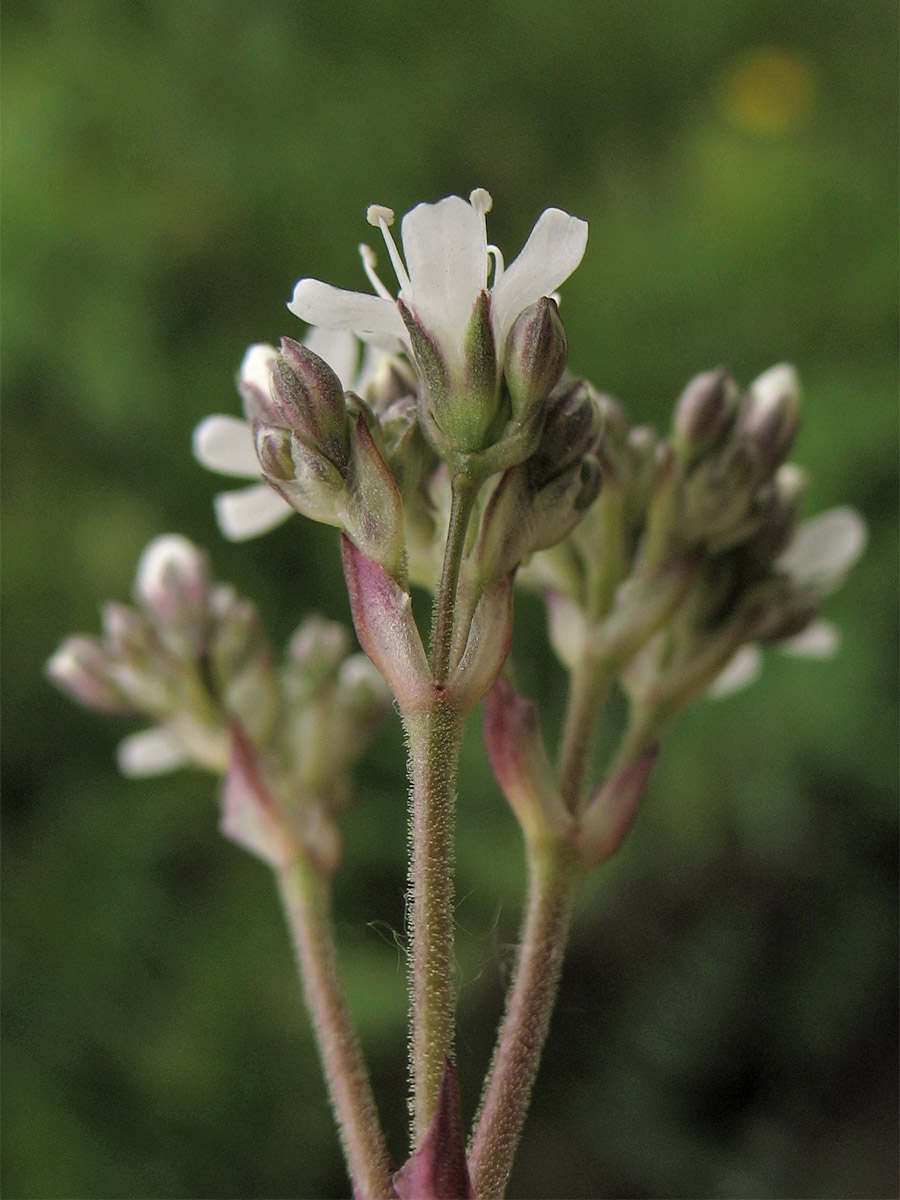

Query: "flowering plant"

xmin=48 ymin=189 xmax=865 ymax=1199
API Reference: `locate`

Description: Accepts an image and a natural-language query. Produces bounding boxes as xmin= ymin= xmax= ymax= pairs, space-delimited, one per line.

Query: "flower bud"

xmin=529 ymin=378 xmax=603 ymax=489
xmin=255 ymin=423 xmax=349 ymax=530
xmin=402 ymin=292 xmax=502 ymax=457
xmin=237 ymin=343 xmax=280 ymax=425
xmin=254 ymin=424 xmax=296 ymax=482
xmin=286 ymin=615 xmax=351 ymax=704
xmin=101 ymin=602 xmax=156 ymax=661
xmin=289 ymin=615 xmax=351 ymax=677
xmin=681 ymin=439 xmax=760 ymax=547
xmin=746 ymin=463 xmax=808 ymax=563
xmin=134 ymin=535 xmax=210 ymax=654
xmin=504 ymin=297 xmax=568 ymax=424
xmin=739 ymin=363 xmax=801 ymax=469
xmin=363 ymin=355 xmax=417 ymax=415
xmin=344 ymin=412 xmax=407 ymax=582
xmin=594 ymin=392 xmax=629 ymax=446
xmin=207 ymin=585 xmax=267 ymax=683
xmin=46 ymin=636 xmax=137 ymax=714
xmin=333 ymin=655 xmax=393 ymax=739
xmin=271 ymin=337 xmax=351 ymax=465
xmin=672 ymin=367 xmax=739 ymax=465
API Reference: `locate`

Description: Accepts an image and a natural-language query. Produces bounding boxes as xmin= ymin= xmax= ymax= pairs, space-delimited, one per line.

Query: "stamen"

xmin=365 ymin=203 xmax=410 ymax=291
xmin=470 ymin=189 xmax=495 ymax=285
xmin=487 ymin=244 xmax=505 ymax=286
xmin=366 ymin=204 xmax=395 ymax=227
xmin=469 ymin=188 xmax=493 ymax=214
xmin=358 ymin=243 xmax=394 ymax=300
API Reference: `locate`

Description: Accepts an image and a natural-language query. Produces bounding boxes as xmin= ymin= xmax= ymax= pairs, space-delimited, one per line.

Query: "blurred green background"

xmin=3 ymin=1 xmax=897 ymax=1197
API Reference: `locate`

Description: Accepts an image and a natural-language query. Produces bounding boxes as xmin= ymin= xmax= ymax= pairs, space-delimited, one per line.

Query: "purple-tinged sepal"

xmin=392 ymin=1058 xmax=476 ymax=1200
xmin=672 ymin=367 xmax=739 ymax=467
xmin=483 ymin=679 xmax=574 ymax=845
xmin=46 ymin=636 xmax=138 ymax=715
xmin=504 ymin=296 xmax=568 ymax=426
xmin=578 ymin=746 xmax=659 ymax=864
xmin=445 ymin=574 xmax=514 ymax=714
xmin=220 ymin=723 xmax=300 ymax=870
xmin=341 ymin=537 xmax=432 ymax=712
xmin=344 ymin=409 xmax=408 ymax=583
xmin=270 ymin=336 xmax=351 ymax=465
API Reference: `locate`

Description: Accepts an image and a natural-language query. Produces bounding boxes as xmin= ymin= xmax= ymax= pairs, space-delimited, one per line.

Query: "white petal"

xmin=491 ymin=208 xmax=588 ymax=345
xmin=777 ymin=507 xmax=867 ymax=592
xmin=117 ymin=728 xmax=189 ymax=776
xmin=214 ymin=484 xmax=293 ymax=541
xmin=354 ymin=343 xmax=388 ymax=395
xmin=289 ymin=279 xmax=406 ymax=340
xmin=135 ymin=535 xmax=207 ymax=610
xmin=780 ymin=618 xmax=840 ymax=658
xmin=239 ymin=343 xmax=277 ymax=392
xmin=707 ymin=644 xmax=763 ymax=698
xmin=303 ymin=327 xmax=360 ymax=389
xmin=747 ymin=363 xmax=800 ymax=417
xmin=193 ymin=415 xmax=260 ymax=477
xmin=547 ymin=592 xmax=589 ymax=672
xmin=399 ymin=195 xmax=487 ymax=359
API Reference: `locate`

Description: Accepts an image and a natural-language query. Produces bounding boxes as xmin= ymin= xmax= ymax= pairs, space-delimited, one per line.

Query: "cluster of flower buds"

xmin=46 ymin=535 xmax=276 ymax=774
xmin=623 ymin=363 xmax=865 ymax=713
xmin=47 ymin=536 xmax=392 ymax=873
xmin=524 ymin=363 xmax=865 ymax=705
xmin=484 ymin=364 xmax=865 ymax=871
xmin=250 ymin=338 xmax=409 ymax=584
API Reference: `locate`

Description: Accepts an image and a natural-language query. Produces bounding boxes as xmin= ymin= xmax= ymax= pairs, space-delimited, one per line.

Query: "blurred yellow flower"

xmin=720 ymin=46 xmax=817 ymax=135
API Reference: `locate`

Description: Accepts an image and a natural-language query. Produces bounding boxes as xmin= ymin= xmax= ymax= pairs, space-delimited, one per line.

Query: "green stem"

xmin=404 ymin=699 xmax=466 ymax=1143
xmin=556 ymin=656 xmax=614 ymax=814
xmin=468 ymin=839 xmax=584 ymax=1199
xmin=606 ymin=701 xmax=666 ymax=779
xmin=431 ymin=474 xmax=478 ymax=684
xmin=275 ymin=857 xmax=394 ymax=1199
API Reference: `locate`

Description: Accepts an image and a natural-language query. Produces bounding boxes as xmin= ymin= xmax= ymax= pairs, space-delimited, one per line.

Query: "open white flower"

xmin=288 ymin=189 xmax=588 ymax=381
xmin=193 ymin=328 xmax=368 ymax=541
xmin=709 ymin=506 xmax=866 ymax=697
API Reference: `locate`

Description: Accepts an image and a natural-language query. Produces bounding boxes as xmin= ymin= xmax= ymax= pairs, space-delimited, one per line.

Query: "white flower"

xmin=288 ymin=189 xmax=588 ymax=380
xmin=193 ymin=328 xmax=371 ymax=541
xmin=709 ymin=506 xmax=866 ymax=697
xmin=117 ymin=716 xmax=230 ymax=777
xmin=117 ymin=727 xmax=190 ymax=776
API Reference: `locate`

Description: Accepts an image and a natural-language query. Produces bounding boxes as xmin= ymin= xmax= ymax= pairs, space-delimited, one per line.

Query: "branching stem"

xmin=468 ymin=839 xmax=583 ymax=1198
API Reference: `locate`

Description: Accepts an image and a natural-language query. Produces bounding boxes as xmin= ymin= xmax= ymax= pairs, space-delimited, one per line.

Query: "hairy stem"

xmin=468 ymin=839 xmax=584 ymax=1198
xmin=276 ymin=857 xmax=394 ymax=1199
xmin=404 ymin=699 xmax=466 ymax=1144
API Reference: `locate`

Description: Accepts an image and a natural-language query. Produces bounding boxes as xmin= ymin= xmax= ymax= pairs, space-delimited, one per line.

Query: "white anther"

xmin=365 ymin=203 xmax=410 ymax=293
xmin=366 ymin=204 xmax=395 ymax=227
xmin=469 ymin=188 xmax=493 ymax=213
